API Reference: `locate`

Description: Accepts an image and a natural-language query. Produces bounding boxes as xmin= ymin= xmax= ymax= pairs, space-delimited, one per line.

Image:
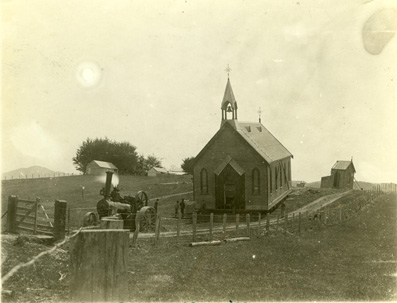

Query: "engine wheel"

xmin=135 ymin=191 xmax=149 ymax=210
xmin=138 ymin=206 xmax=156 ymax=232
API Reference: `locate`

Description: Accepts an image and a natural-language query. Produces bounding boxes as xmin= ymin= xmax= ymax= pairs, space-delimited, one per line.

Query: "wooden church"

xmin=192 ymin=77 xmax=293 ymax=213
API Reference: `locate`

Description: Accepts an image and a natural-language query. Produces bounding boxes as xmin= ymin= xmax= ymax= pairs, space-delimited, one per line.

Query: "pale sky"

xmin=1 ymin=0 xmax=396 ymax=183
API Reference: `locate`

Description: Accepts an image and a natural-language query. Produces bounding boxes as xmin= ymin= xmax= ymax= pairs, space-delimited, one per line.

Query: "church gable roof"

xmin=193 ymin=120 xmax=293 ymax=166
xmin=228 ymin=120 xmax=293 ymax=163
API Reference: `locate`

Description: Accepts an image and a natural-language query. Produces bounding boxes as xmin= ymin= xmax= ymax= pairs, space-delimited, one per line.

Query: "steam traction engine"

xmin=85 ymin=171 xmax=156 ymax=232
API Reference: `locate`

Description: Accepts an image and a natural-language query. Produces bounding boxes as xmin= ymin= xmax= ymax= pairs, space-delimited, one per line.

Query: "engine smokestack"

xmin=104 ymin=171 xmax=113 ymax=199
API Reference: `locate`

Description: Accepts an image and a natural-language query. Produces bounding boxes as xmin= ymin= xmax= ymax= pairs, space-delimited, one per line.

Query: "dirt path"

xmin=148 ymin=191 xmax=193 ymax=201
xmin=133 ymin=190 xmax=353 ymax=239
xmin=290 ymin=190 xmax=352 ymax=215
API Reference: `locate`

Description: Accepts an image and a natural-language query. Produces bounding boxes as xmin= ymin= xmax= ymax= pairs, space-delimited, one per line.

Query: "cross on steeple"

xmin=225 ymin=64 xmax=232 ymax=78
xmin=258 ymin=107 xmax=263 ymax=123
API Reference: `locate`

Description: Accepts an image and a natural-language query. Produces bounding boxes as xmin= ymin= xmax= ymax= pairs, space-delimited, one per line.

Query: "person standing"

xmin=180 ymin=199 xmax=185 ymax=218
xmin=175 ymin=200 xmax=180 ymax=218
xmin=154 ymin=199 xmax=159 ymax=212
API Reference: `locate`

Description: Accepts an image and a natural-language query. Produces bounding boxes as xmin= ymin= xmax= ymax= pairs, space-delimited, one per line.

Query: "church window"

xmin=280 ymin=164 xmax=283 ymax=188
xmin=252 ymin=168 xmax=260 ymax=195
xmin=275 ymin=167 xmax=278 ymax=190
xmin=200 ymin=168 xmax=208 ymax=194
xmin=285 ymin=162 xmax=289 ymax=183
xmin=269 ymin=167 xmax=273 ymax=194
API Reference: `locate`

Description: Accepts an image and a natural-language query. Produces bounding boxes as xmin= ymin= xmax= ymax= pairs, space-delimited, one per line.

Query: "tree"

xmin=73 ymin=138 xmax=138 ymax=174
xmin=145 ymin=154 xmax=162 ymax=171
xmin=181 ymin=156 xmax=195 ymax=174
xmin=135 ymin=154 xmax=163 ymax=176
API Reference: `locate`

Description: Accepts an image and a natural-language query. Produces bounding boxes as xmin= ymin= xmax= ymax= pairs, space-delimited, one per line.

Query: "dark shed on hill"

xmin=192 ymin=78 xmax=293 ymax=213
xmin=321 ymin=160 xmax=356 ymax=189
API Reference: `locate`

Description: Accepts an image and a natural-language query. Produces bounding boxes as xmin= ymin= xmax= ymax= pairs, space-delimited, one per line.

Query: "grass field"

xmin=1 ymin=192 xmax=396 ymax=302
xmin=1 ymin=174 xmax=339 ymax=233
xmin=1 ymin=174 xmax=193 ymax=229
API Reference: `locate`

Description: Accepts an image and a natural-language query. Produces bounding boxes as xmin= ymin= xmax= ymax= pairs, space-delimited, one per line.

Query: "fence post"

xmin=223 ymin=213 xmax=227 ymax=240
xmin=70 ymin=230 xmax=129 ymax=302
xmin=67 ymin=207 xmax=71 ymax=235
xmin=292 ymin=213 xmax=295 ymax=231
xmin=298 ymin=212 xmax=301 ymax=234
xmin=132 ymin=212 xmax=141 ymax=246
xmin=305 ymin=211 xmax=309 ymax=231
xmin=192 ymin=212 xmax=197 ymax=242
xmin=54 ymin=200 xmax=67 ymax=241
xmin=257 ymin=213 xmax=261 ymax=236
xmin=236 ymin=214 xmax=240 ymax=237
xmin=284 ymin=213 xmax=288 ymax=234
xmin=209 ymin=213 xmax=213 ymax=242
xmin=34 ymin=198 xmax=39 ymax=234
xmin=246 ymin=213 xmax=250 ymax=237
xmin=177 ymin=212 xmax=181 ymax=242
xmin=266 ymin=212 xmax=270 ymax=233
xmin=7 ymin=195 xmax=18 ymax=233
xmin=155 ymin=213 xmax=161 ymax=244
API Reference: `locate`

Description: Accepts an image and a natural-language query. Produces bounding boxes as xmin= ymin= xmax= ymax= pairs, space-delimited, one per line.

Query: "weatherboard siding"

xmin=193 ymin=126 xmax=270 ymax=210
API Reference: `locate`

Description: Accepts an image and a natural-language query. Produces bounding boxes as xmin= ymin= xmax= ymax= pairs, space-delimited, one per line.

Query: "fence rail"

xmin=65 ymin=190 xmax=391 ymax=246
xmin=6 ymin=196 xmax=55 ymax=236
xmin=3 ymin=173 xmax=78 ymax=181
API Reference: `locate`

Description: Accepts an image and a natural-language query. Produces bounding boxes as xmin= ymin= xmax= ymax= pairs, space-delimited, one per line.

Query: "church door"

xmin=215 ymin=164 xmax=245 ymax=211
xmin=333 ymin=171 xmax=340 ymax=188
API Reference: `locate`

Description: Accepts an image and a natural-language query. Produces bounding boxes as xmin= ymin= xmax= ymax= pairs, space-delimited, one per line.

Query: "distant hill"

xmin=2 ymin=166 xmax=66 ymax=180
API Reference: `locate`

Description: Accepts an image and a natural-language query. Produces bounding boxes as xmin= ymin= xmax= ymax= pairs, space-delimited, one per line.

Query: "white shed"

xmin=147 ymin=167 xmax=168 ymax=177
xmin=86 ymin=160 xmax=118 ymax=175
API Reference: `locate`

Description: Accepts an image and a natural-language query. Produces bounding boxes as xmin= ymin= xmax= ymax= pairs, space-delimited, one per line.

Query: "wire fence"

xmin=1 ymin=227 xmax=84 ymax=285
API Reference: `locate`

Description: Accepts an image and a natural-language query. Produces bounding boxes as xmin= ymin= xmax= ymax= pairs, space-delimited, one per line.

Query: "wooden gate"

xmin=7 ymin=196 xmax=53 ymax=236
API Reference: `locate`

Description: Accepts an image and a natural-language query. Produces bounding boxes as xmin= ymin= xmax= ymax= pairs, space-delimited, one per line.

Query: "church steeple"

xmin=221 ymin=78 xmax=238 ymax=125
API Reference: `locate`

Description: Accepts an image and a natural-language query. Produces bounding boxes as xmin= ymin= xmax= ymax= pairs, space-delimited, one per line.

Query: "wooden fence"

xmin=65 ymin=190 xmax=390 ymax=246
xmin=130 ymin=190 xmax=387 ymax=245
xmin=6 ymin=196 xmax=67 ymax=239
xmin=3 ymin=173 xmax=77 ymax=181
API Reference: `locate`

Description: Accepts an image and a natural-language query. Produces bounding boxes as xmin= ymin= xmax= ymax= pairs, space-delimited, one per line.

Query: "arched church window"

xmin=252 ymin=168 xmax=260 ymax=195
xmin=285 ymin=162 xmax=289 ymax=183
xmin=280 ymin=164 xmax=283 ymax=189
xmin=200 ymin=168 xmax=208 ymax=194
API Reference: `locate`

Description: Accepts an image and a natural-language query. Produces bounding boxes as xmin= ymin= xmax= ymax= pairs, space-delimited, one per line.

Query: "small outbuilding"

xmin=148 ymin=167 xmax=168 ymax=177
xmin=86 ymin=160 xmax=118 ymax=175
xmin=321 ymin=160 xmax=356 ymax=189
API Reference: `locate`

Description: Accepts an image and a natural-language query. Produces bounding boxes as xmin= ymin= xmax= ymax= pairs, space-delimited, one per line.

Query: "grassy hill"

xmin=1 ymin=174 xmax=194 ymax=221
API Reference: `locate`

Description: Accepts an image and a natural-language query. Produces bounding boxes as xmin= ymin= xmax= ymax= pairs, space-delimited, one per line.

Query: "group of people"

xmin=111 ymin=194 xmax=186 ymax=218
xmin=175 ymin=199 xmax=186 ymax=218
